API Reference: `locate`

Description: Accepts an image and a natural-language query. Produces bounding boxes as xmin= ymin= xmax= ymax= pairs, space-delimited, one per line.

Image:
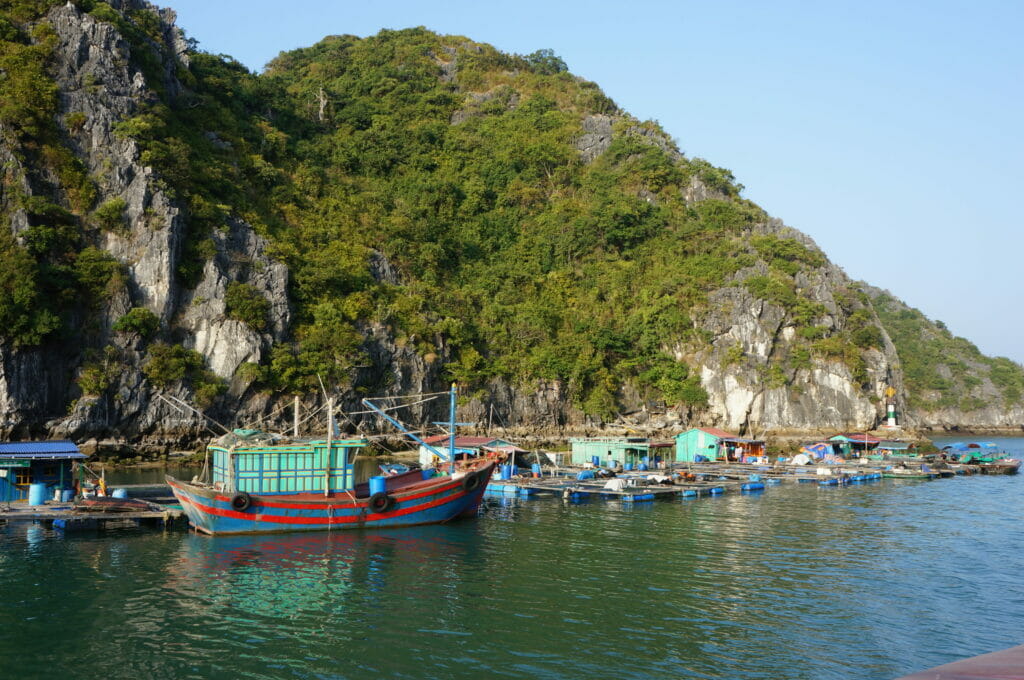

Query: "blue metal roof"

xmin=0 ymin=441 xmax=86 ymax=459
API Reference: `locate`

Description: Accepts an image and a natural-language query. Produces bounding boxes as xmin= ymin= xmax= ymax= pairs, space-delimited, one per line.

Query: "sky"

xmin=165 ymin=0 xmax=1024 ymax=364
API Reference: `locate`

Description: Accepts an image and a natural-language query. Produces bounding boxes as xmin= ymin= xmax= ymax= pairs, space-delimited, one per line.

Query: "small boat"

xmin=379 ymin=462 xmax=415 ymax=476
xmin=73 ymin=496 xmax=157 ymax=513
xmin=942 ymin=442 xmax=1020 ymax=475
xmin=882 ymin=463 xmax=939 ymax=480
xmin=977 ymin=458 xmax=1021 ymax=475
xmin=167 ymin=386 xmax=496 ymax=535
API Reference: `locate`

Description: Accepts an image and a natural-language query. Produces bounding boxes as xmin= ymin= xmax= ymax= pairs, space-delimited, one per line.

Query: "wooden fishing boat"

xmin=976 ymin=458 xmax=1021 ymax=475
xmin=942 ymin=442 xmax=1020 ymax=475
xmin=167 ymin=386 xmax=496 ymax=535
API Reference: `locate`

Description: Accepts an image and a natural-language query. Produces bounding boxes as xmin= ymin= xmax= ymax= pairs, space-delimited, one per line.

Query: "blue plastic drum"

xmin=28 ymin=483 xmax=48 ymax=506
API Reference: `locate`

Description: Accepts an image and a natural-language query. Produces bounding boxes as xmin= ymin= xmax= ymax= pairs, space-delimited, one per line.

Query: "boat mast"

xmin=449 ymin=383 xmax=457 ymax=470
xmin=324 ymin=397 xmax=333 ymax=497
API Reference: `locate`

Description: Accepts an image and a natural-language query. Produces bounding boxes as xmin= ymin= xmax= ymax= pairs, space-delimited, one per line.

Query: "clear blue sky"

xmin=165 ymin=0 xmax=1024 ymax=364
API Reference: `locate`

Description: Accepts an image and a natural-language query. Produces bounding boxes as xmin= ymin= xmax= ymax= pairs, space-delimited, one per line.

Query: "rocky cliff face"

xmin=0 ymin=3 xmax=1017 ymax=451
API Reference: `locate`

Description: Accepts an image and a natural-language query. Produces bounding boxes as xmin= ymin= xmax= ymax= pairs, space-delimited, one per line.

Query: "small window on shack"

xmin=43 ymin=464 xmax=57 ymax=476
xmin=15 ymin=469 xmax=31 ymax=485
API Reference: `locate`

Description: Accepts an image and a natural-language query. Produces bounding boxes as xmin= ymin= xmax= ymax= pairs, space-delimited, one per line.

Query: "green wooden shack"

xmin=568 ymin=438 xmax=671 ymax=466
xmin=828 ymin=433 xmax=880 ymax=458
xmin=674 ymin=427 xmax=765 ymax=462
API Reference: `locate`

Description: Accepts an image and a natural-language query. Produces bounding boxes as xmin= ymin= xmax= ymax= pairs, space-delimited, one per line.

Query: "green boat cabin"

xmin=209 ymin=430 xmax=367 ymax=495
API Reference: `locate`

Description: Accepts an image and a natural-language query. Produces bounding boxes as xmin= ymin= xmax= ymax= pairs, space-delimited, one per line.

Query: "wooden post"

xmin=324 ymin=398 xmax=333 ymax=497
xmin=294 ymin=396 xmax=300 ymax=438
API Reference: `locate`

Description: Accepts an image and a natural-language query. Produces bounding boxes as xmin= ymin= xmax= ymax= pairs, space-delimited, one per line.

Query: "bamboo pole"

xmin=324 ymin=398 xmax=333 ymax=497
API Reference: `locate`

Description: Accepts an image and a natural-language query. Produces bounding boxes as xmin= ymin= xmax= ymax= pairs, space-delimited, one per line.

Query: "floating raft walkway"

xmin=487 ymin=469 xmax=767 ymax=502
xmin=0 ymin=501 xmax=185 ymax=531
xmin=486 ymin=459 xmax=984 ymax=503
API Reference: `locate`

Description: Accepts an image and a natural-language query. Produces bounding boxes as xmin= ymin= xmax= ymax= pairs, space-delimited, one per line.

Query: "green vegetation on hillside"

xmin=873 ymin=291 xmax=1024 ymax=410
xmin=0 ymin=1 xmax=901 ymax=417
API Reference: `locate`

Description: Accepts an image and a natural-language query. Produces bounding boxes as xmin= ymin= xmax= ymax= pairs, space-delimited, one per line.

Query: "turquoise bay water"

xmin=2 ymin=440 xmax=1023 ymax=679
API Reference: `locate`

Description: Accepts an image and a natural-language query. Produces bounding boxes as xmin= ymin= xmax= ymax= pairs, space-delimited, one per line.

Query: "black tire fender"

xmin=230 ymin=492 xmax=251 ymax=512
xmin=368 ymin=491 xmax=395 ymax=513
xmin=461 ymin=472 xmax=481 ymax=493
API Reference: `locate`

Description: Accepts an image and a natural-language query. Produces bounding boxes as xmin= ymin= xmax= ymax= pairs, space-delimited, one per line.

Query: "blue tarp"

xmin=942 ymin=442 xmax=999 ymax=452
xmin=799 ymin=442 xmax=832 ymax=459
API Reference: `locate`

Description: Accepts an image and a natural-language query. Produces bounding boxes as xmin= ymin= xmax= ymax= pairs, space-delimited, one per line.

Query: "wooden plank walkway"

xmin=486 ymin=470 xmax=751 ymax=501
xmin=484 ymin=456 xmax=986 ymax=502
xmin=0 ymin=501 xmax=185 ymax=529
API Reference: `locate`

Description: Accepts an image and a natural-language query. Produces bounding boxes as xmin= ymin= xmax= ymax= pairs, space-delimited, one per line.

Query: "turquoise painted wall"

xmin=0 ymin=460 xmax=75 ymax=502
xmin=674 ymin=429 xmax=721 ymax=462
xmin=569 ymin=440 xmax=650 ymax=465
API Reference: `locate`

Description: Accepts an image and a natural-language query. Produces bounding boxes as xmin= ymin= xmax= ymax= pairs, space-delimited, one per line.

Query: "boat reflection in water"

xmin=166 ymin=524 xmax=482 ymax=619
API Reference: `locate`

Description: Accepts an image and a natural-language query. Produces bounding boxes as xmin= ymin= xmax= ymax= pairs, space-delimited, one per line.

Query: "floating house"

xmin=418 ymin=435 xmax=524 ymax=468
xmin=874 ymin=440 xmax=915 ymax=458
xmin=674 ymin=428 xmax=766 ymax=462
xmin=828 ymin=433 xmax=881 ymax=458
xmin=568 ymin=437 xmax=673 ymax=467
xmin=0 ymin=441 xmax=87 ymax=503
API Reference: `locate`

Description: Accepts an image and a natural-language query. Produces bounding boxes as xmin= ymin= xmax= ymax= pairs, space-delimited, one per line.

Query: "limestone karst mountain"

xmin=1 ymin=0 xmax=1021 ymax=446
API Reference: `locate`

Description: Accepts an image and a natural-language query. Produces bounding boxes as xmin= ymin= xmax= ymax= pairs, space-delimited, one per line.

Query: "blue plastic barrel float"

xmin=741 ymin=482 xmax=765 ymax=492
xmin=681 ymin=489 xmax=699 ymax=498
xmin=421 ymin=468 xmax=435 ymax=481
xmin=624 ymin=462 xmax=633 ymax=471
xmin=28 ymin=483 xmax=48 ymax=506
xmin=61 ymin=488 xmax=74 ymax=502
xmin=638 ymin=462 xmax=648 ymax=471
xmin=591 ymin=455 xmax=600 ymax=466
xmin=111 ymin=488 xmax=128 ymax=499
xmin=709 ymin=486 xmax=725 ymax=495
xmin=369 ymin=476 xmax=387 ymax=495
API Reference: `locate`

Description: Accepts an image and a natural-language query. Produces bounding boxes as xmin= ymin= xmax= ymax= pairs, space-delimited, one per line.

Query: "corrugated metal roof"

xmin=832 ymin=433 xmax=881 ymax=444
xmin=696 ymin=427 xmax=737 ymax=439
xmin=877 ymin=440 xmax=912 ymax=450
xmin=0 ymin=440 xmax=86 ymax=459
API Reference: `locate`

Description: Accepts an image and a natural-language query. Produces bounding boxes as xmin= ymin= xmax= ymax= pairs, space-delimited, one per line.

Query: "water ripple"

xmin=2 ymin=471 xmax=1022 ymax=679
